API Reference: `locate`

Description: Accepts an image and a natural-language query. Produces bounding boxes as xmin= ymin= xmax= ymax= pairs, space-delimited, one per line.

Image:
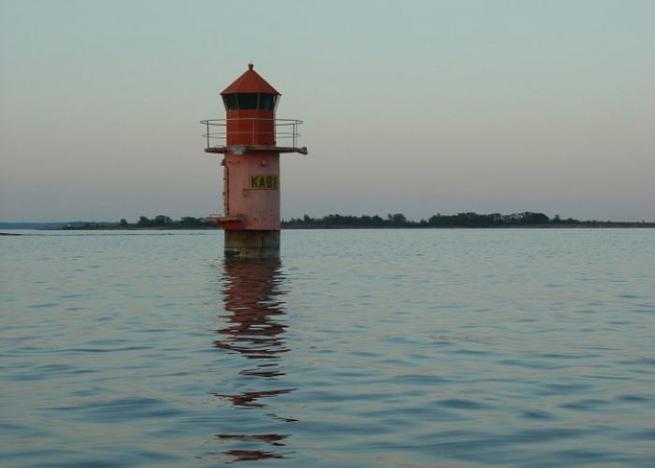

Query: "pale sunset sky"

xmin=1 ymin=0 xmax=653 ymax=222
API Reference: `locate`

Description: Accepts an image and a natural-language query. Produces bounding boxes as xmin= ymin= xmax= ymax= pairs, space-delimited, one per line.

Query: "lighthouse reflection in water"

xmin=213 ymin=258 xmax=295 ymax=462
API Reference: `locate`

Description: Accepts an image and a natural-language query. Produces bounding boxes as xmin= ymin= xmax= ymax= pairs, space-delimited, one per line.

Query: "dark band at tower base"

xmin=224 ymin=230 xmax=280 ymax=258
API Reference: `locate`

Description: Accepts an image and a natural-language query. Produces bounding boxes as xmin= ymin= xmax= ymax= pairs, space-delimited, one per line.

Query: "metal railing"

xmin=201 ymin=118 xmax=303 ymax=149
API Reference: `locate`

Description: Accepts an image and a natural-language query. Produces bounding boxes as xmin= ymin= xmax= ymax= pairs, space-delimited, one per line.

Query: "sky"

xmin=1 ymin=0 xmax=654 ymax=222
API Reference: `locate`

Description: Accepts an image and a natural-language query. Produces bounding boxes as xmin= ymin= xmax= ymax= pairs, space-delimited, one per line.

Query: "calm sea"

xmin=1 ymin=229 xmax=654 ymax=466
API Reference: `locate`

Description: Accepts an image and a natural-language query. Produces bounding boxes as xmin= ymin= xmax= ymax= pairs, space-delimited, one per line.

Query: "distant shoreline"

xmin=283 ymin=223 xmax=655 ymax=229
xmin=2 ymin=223 xmax=655 ymax=234
xmin=2 ymin=212 xmax=654 ymax=231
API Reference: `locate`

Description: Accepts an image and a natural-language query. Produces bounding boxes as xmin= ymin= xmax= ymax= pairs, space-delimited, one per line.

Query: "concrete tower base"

xmin=224 ymin=230 xmax=280 ymax=258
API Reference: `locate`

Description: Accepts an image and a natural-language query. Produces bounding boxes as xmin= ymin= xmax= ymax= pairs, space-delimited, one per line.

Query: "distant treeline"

xmin=283 ymin=212 xmax=579 ymax=228
xmin=62 ymin=215 xmax=216 ymax=230
xmin=57 ymin=212 xmax=653 ymax=230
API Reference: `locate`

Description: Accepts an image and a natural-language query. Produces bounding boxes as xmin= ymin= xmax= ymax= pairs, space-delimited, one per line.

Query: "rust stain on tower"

xmin=202 ymin=64 xmax=308 ymax=258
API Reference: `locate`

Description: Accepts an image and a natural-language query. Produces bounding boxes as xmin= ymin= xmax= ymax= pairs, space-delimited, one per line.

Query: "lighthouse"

xmin=202 ymin=64 xmax=307 ymax=258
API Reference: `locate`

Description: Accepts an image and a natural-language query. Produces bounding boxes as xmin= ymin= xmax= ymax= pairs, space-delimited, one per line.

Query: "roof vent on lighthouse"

xmin=221 ymin=63 xmax=280 ymax=111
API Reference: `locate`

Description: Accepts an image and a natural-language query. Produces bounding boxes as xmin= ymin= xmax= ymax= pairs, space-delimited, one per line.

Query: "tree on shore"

xmin=137 ymin=216 xmax=152 ymax=227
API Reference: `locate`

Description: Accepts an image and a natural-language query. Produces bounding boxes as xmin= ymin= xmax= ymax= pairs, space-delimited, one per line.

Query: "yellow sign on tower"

xmin=248 ymin=175 xmax=279 ymax=190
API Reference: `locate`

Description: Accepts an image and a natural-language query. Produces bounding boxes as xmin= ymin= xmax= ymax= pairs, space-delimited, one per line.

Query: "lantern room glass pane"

xmin=222 ymin=94 xmax=238 ymax=110
xmin=237 ymin=94 xmax=258 ymax=109
xmin=259 ymin=94 xmax=275 ymax=111
xmin=222 ymin=93 xmax=278 ymax=110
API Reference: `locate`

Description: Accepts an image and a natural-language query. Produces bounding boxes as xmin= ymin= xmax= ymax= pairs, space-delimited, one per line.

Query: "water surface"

xmin=1 ymin=229 xmax=654 ymax=466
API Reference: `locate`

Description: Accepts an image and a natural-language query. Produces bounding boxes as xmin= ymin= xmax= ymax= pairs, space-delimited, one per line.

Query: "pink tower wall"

xmin=223 ymin=109 xmax=280 ymax=231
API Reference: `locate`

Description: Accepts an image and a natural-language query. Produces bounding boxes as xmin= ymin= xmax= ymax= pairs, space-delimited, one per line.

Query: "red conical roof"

xmin=221 ymin=63 xmax=280 ymax=95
